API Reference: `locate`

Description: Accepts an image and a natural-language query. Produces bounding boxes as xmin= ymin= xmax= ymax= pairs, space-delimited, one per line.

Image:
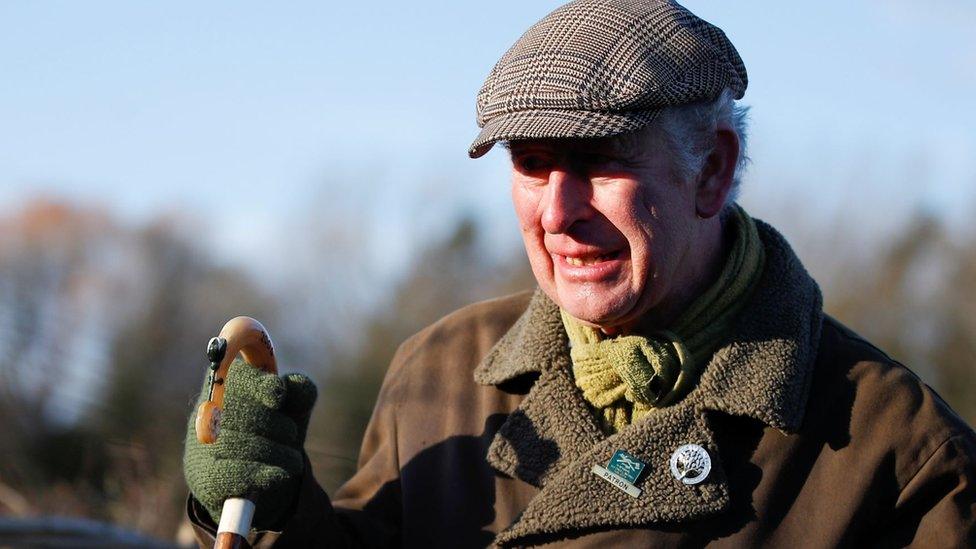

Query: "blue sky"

xmin=2 ymin=0 xmax=974 ymax=276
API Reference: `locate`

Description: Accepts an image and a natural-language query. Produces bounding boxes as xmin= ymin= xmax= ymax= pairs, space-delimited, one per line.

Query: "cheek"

xmin=511 ymin=182 xmax=542 ymax=235
xmin=511 ymin=183 xmax=554 ymax=279
xmin=605 ymin=188 xmax=658 ymax=253
xmin=634 ymin=191 xmax=695 ymax=281
xmin=619 ymin=190 xmax=671 ymax=282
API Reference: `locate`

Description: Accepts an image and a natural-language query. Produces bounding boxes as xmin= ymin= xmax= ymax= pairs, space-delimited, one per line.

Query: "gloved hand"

xmin=183 ymin=358 xmax=318 ymax=531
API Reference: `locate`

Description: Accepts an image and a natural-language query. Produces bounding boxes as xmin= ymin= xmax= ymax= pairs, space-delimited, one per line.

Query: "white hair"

xmin=653 ymin=88 xmax=750 ymax=207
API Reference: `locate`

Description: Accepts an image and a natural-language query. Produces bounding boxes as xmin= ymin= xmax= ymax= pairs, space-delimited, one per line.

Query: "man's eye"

xmin=514 ymin=155 xmax=551 ymax=173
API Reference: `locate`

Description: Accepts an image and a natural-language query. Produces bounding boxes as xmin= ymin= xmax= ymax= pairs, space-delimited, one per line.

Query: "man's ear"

xmin=695 ymin=124 xmax=739 ymax=219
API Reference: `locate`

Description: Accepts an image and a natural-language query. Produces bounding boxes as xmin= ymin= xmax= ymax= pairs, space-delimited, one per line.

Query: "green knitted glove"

xmin=183 ymin=359 xmax=318 ymax=531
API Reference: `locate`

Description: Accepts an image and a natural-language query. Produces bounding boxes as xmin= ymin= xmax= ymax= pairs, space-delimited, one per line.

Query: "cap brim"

xmin=468 ymin=108 xmax=661 ymax=158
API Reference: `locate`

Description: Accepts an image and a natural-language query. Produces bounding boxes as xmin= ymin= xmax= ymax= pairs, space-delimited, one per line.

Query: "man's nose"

xmin=540 ymin=168 xmax=591 ymax=234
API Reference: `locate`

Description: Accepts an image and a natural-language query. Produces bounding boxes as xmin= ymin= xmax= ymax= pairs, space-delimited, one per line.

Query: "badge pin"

xmin=592 ymin=449 xmax=647 ymax=498
xmin=669 ymin=444 xmax=711 ymax=485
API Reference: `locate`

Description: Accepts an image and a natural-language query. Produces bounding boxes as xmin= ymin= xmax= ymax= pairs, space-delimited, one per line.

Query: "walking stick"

xmin=195 ymin=316 xmax=277 ymax=549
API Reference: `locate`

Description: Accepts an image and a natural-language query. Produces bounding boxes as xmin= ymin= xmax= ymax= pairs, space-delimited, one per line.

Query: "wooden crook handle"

xmin=195 ymin=316 xmax=277 ymax=444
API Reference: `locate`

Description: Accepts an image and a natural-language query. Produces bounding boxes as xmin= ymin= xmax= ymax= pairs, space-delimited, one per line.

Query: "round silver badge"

xmin=669 ymin=444 xmax=711 ymax=485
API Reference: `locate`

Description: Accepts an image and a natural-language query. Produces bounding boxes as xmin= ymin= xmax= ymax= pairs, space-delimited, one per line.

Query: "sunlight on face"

xmin=509 ymin=129 xmax=701 ymax=331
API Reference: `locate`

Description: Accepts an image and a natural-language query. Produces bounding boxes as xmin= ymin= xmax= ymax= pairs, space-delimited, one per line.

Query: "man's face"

xmin=509 ymin=129 xmax=701 ymax=331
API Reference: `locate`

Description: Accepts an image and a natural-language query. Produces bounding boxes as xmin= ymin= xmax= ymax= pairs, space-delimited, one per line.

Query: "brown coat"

xmin=191 ymin=221 xmax=976 ymax=547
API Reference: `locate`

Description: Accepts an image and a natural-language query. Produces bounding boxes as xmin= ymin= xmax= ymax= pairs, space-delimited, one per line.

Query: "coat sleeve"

xmin=187 ymin=340 xmax=412 ymax=548
xmin=877 ymin=433 xmax=976 ymax=547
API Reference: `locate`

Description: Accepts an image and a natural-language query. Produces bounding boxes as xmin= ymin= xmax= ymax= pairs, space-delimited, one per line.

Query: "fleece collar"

xmin=473 ymin=219 xmax=824 ymax=546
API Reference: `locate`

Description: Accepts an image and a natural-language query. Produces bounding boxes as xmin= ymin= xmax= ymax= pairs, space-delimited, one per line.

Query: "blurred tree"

xmin=0 ymin=200 xmax=114 ymax=516
xmin=0 ymin=199 xmax=276 ymax=539
xmin=936 ymin=247 xmax=976 ymax=421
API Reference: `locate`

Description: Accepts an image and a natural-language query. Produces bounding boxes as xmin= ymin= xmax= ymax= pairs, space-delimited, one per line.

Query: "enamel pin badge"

xmin=591 ymin=449 xmax=647 ymax=498
xmin=669 ymin=444 xmax=711 ymax=485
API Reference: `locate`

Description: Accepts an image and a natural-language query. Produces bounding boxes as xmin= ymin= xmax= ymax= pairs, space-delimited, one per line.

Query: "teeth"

xmin=566 ymin=255 xmax=609 ymax=266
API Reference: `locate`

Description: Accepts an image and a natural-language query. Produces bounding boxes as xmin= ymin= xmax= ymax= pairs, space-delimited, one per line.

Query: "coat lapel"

xmin=477 ymin=291 xmax=605 ymax=487
xmin=473 ymin=220 xmax=824 ymax=546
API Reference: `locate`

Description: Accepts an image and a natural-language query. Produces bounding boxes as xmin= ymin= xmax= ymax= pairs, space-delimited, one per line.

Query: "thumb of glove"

xmin=281 ymin=372 xmax=317 ymax=444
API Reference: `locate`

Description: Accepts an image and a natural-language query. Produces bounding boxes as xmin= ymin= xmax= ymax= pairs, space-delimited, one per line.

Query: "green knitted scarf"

xmin=562 ymin=205 xmax=765 ymax=433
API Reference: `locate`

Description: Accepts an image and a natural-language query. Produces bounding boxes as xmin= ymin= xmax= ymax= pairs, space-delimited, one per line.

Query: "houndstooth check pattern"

xmin=469 ymin=0 xmax=747 ymax=158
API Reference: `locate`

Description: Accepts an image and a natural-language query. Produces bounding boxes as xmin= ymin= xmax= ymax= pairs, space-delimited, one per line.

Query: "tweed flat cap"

xmin=469 ymin=0 xmax=747 ymax=158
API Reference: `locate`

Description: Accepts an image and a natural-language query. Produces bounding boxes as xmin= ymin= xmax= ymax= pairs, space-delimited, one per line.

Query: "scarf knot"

xmin=569 ymin=332 xmax=692 ymax=407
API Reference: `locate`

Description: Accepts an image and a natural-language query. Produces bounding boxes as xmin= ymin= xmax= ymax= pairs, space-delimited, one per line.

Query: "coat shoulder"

xmin=811 ymin=315 xmax=976 ymax=484
xmin=385 ymin=290 xmax=535 ymax=386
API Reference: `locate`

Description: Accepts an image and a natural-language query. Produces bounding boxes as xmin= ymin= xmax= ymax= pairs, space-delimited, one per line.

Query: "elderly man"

xmin=183 ymin=0 xmax=976 ymax=546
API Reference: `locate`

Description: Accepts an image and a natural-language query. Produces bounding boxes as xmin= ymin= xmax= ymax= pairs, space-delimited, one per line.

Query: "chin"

xmin=555 ymin=285 xmax=636 ymax=328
